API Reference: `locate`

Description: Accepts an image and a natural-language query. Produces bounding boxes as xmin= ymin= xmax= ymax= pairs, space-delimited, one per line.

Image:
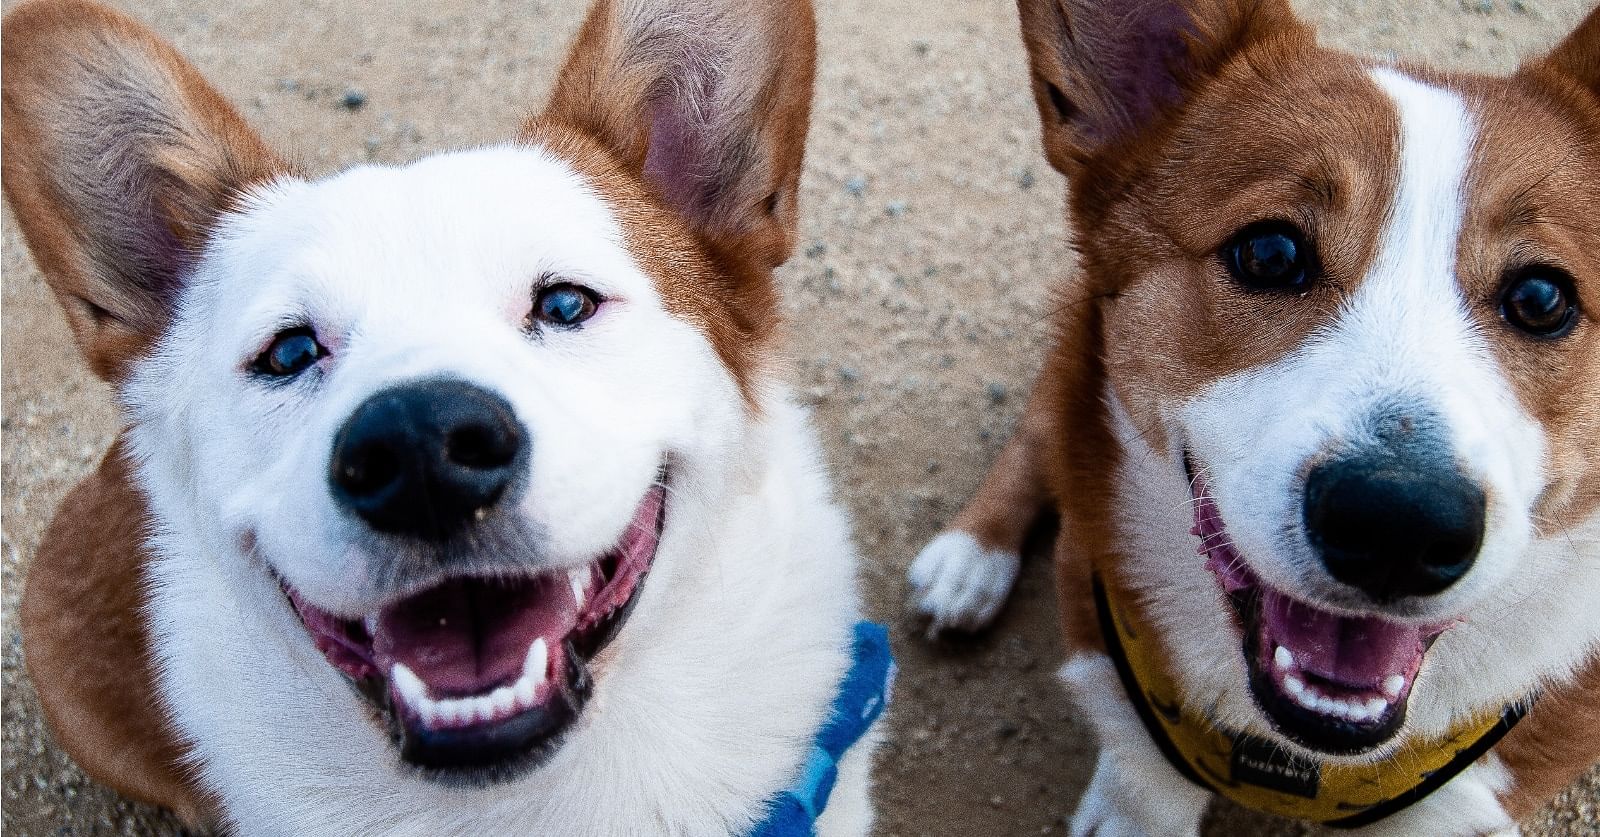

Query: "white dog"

xmin=4 ymin=0 xmax=887 ymax=833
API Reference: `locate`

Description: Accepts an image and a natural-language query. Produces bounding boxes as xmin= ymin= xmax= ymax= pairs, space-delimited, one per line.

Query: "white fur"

xmin=1062 ymin=69 xmax=1600 ymax=831
xmin=1060 ymin=655 xmax=1210 ymax=837
xmin=907 ymin=530 xmax=1020 ymax=634
xmin=1347 ymin=753 xmax=1519 ymax=837
xmin=121 ymin=145 xmax=875 ymax=835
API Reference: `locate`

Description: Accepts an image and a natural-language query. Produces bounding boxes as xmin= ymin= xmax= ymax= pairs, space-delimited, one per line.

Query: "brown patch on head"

xmin=1443 ymin=36 xmax=1600 ymax=533
xmin=2 ymin=0 xmax=289 ymax=384
xmin=1093 ymin=52 xmax=1406 ymax=453
xmin=530 ymin=0 xmax=816 ymax=399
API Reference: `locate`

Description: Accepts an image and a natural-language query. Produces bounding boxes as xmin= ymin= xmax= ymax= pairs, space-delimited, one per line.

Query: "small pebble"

xmin=885 ymin=200 xmax=908 ymax=217
xmin=340 ymin=88 xmax=368 ymax=110
xmin=845 ymin=175 xmax=867 ymax=196
xmin=987 ymin=382 xmax=1009 ymax=404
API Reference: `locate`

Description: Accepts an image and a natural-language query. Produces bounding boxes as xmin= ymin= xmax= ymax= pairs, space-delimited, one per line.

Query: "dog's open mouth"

xmin=1187 ymin=464 xmax=1449 ymax=755
xmin=283 ymin=484 xmax=666 ymax=779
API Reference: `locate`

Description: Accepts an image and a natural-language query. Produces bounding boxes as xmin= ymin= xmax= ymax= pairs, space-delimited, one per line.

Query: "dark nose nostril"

xmin=1305 ymin=456 xmax=1486 ymax=602
xmin=445 ymin=423 xmax=518 ymax=470
xmin=336 ymin=440 xmax=401 ymax=498
xmin=329 ymin=379 xmax=527 ymax=541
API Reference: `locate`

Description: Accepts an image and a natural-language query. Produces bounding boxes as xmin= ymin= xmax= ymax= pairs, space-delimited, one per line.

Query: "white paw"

xmin=906 ymin=530 xmax=1020 ymax=635
xmin=1068 ymin=751 xmax=1204 ymax=837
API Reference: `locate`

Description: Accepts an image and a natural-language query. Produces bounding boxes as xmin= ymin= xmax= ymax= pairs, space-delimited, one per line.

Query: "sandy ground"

xmin=3 ymin=0 xmax=1598 ymax=833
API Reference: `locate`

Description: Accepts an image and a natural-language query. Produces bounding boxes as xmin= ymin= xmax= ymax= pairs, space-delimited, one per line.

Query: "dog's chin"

xmin=1184 ymin=460 xmax=1453 ymax=757
xmin=279 ymin=483 xmax=667 ymax=784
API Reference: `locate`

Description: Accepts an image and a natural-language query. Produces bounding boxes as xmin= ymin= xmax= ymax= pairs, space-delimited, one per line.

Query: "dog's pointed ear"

xmin=2 ymin=0 xmax=286 ymax=383
xmin=1017 ymin=0 xmax=1305 ymax=176
xmin=538 ymin=0 xmax=816 ymax=272
xmin=1531 ymin=7 xmax=1600 ymax=99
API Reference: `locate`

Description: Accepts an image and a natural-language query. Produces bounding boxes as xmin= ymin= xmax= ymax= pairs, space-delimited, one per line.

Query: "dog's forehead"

xmin=1455 ymin=71 xmax=1600 ymax=302
xmin=216 ymin=145 xmax=660 ymax=326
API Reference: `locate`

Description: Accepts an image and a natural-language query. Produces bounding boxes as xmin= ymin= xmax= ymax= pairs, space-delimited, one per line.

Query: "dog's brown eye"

xmin=531 ymin=283 xmax=599 ymax=328
xmin=1224 ymin=222 xmax=1315 ymax=292
xmin=252 ymin=327 xmax=326 ymax=377
xmin=1501 ymin=268 xmax=1577 ymax=338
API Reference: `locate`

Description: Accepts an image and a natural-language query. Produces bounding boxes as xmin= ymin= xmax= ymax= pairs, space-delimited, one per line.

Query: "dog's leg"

xmin=813 ymin=724 xmax=881 ymax=837
xmin=907 ymin=385 xmax=1053 ymax=633
xmin=1060 ymin=655 xmax=1210 ymax=837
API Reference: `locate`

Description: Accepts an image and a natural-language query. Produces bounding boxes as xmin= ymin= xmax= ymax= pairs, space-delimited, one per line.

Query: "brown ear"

xmin=538 ymin=0 xmax=816 ymax=272
xmin=1016 ymin=0 xmax=1304 ymax=176
xmin=1530 ymin=6 xmax=1600 ymax=99
xmin=2 ymin=0 xmax=287 ymax=383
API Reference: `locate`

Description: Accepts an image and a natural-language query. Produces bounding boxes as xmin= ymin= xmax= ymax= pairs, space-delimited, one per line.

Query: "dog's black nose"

xmin=330 ymin=379 xmax=526 ymax=541
xmin=1304 ymin=454 xmax=1485 ymax=601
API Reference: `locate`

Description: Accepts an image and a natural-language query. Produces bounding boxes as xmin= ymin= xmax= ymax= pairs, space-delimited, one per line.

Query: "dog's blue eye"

xmin=1502 ymin=268 xmax=1577 ymax=338
xmin=1224 ymin=222 xmax=1315 ymax=292
xmin=532 ymin=283 xmax=599 ymax=328
xmin=253 ymin=328 xmax=325 ymax=377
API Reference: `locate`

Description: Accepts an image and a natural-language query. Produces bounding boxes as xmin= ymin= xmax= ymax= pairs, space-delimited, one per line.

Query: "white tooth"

xmin=391 ymin=664 xmax=430 ymax=708
xmin=364 ymin=613 xmax=380 ymax=634
xmin=514 ymin=675 xmax=537 ymax=708
xmin=446 ymin=700 xmax=470 ymax=726
xmin=474 ymin=696 xmax=497 ymax=723
xmin=569 ymin=569 xmax=587 ymax=609
xmin=1383 ymin=675 xmax=1405 ymax=699
xmin=421 ymin=702 xmax=443 ymax=729
xmin=1284 ymin=675 xmax=1305 ymax=697
xmin=1366 ymin=696 xmax=1389 ymax=716
xmin=1317 ymin=697 xmax=1340 ymax=716
xmin=525 ymin=638 xmax=549 ymax=680
xmin=1347 ymin=703 xmax=1371 ymax=722
xmin=491 ymin=686 xmax=517 ymax=716
xmin=1274 ymin=646 xmax=1294 ymax=671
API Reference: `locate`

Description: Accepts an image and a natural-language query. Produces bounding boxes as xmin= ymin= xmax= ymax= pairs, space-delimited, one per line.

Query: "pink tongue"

xmin=1264 ymin=589 xmax=1422 ymax=687
xmin=372 ymin=575 xmax=578 ymax=697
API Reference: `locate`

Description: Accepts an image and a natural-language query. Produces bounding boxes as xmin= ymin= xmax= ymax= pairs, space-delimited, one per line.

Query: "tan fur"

xmin=938 ymin=0 xmax=1600 ymax=823
xmin=5 ymin=0 xmax=288 ymax=818
xmin=1491 ymin=652 xmax=1600 ymax=819
xmin=1 ymin=0 xmax=287 ymax=383
xmin=19 ymin=438 xmax=211 ymax=825
xmin=535 ymin=0 xmax=816 ymax=399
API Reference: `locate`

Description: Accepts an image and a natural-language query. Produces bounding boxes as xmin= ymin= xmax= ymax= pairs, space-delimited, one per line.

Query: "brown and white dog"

xmin=909 ymin=0 xmax=1600 ymax=833
xmin=5 ymin=0 xmax=881 ymax=833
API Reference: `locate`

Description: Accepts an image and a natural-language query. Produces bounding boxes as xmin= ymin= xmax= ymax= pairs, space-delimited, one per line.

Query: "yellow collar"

xmin=1092 ymin=574 xmax=1525 ymax=828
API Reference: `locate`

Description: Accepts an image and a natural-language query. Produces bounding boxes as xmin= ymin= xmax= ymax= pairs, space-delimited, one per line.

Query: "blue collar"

xmin=748 ymin=621 xmax=894 ymax=837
